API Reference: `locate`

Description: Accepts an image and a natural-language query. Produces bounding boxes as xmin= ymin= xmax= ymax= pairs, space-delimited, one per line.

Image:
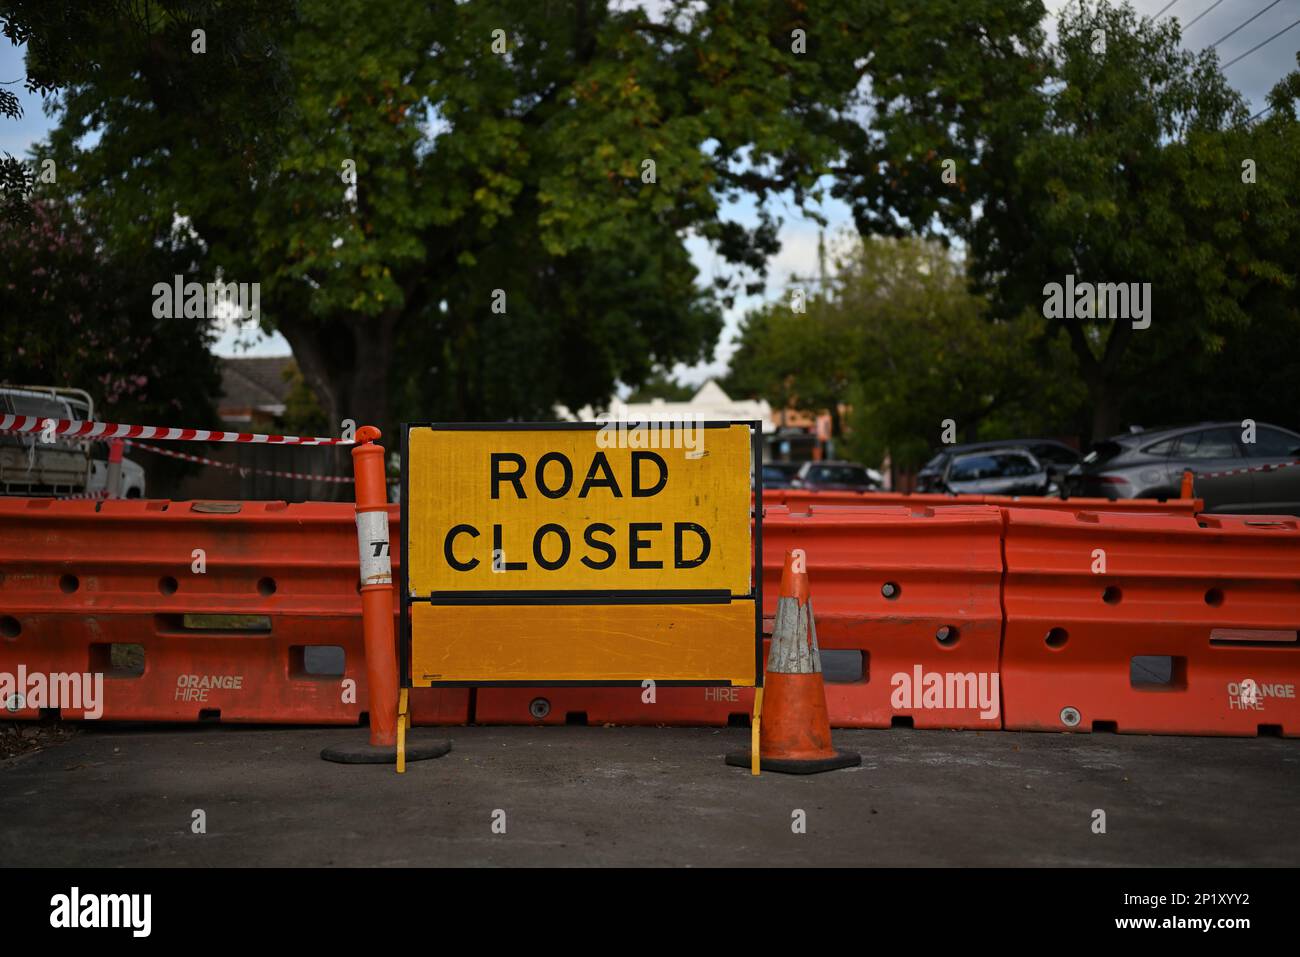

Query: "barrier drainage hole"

xmin=565 ymin=711 xmax=588 ymax=726
xmin=1205 ymin=587 xmax=1224 ymax=606
xmin=936 ymin=625 xmax=960 ymax=647
xmin=159 ymin=576 xmax=178 ymax=596
xmin=1131 ymin=655 xmax=1185 ymax=689
xmin=891 ymin=715 xmax=914 ymax=729
xmin=1045 ymin=628 xmax=1069 ymax=649
xmin=1102 ymin=586 xmax=1122 ymax=605
xmin=292 ymin=645 xmax=345 ymax=679
xmin=0 ymin=616 xmax=19 ymax=639
xmin=59 ymin=574 xmax=79 ymax=594
xmin=90 ymin=643 xmax=145 ymax=678
xmin=257 ymin=577 xmax=277 ymax=597
xmin=881 ymin=582 xmax=901 ymax=600
xmin=823 ymin=650 xmax=866 ymax=683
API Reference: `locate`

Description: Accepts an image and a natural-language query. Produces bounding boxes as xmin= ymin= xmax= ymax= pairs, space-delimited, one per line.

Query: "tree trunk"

xmin=277 ymin=316 xmax=395 ymax=434
xmin=276 ymin=313 xmax=397 ymax=500
xmin=342 ymin=322 xmax=395 ymax=438
xmin=1059 ymin=315 xmax=1130 ymax=447
xmin=1087 ymin=376 xmax=1121 ymax=445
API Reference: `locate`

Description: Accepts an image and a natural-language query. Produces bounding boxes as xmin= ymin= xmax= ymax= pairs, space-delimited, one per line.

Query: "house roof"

xmin=219 ymin=356 xmax=293 ymax=416
xmin=691 ymin=380 xmax=731 ymax=405
xmin=597 ymin=378 xmax=776 ymax=432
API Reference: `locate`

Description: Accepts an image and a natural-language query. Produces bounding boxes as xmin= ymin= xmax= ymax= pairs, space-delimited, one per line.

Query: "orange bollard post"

xmin=725 ymin=548 xmax=860 ymax=774
xmin=106 ymin=438 xmax=125 ymax=498
xmin=322 ymin=426 xmax=450 ymax=767
xmin=1180 ymin=469 xmax=1195 ymax=499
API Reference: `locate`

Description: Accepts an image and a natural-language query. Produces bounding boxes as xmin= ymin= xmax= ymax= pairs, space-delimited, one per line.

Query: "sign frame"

xmin=399 ymin=420 xmax=764 ymax=689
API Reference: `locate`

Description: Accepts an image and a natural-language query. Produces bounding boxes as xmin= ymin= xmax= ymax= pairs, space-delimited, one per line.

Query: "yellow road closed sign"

xmin=401 ymin=422 xmax=760 ymax=687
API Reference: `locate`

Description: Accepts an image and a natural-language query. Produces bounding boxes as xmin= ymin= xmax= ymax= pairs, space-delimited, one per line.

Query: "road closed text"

xmin=445 ymin=450 xmax=711 ymax=573
xmin=406 ymin=425 xmax=752 ymax=594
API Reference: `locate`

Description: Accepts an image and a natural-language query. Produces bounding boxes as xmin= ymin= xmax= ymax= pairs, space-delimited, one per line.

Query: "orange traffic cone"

xmin=726 ymin=548 xmax=860 ymax=774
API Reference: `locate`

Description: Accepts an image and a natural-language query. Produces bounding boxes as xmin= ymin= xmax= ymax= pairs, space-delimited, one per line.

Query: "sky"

xmin=3 ymin=0 xmax=1297 ymax=385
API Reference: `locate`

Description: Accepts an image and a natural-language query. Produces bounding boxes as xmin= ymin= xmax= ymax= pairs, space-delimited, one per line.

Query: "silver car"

xmin=941 ymin=448 xmax=1050 ymax=496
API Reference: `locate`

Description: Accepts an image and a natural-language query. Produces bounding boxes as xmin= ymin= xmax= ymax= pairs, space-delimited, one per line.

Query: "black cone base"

xmin=321 ymin=737 xmax=452 ymax=765
xmin=725 ymin=749 xmax=861 ymax=775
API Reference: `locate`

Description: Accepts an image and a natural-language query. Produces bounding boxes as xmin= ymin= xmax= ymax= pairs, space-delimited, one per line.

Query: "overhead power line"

xmin=1182 ymin=0 xmax=1227 ymax=31
xmin=1209 ymin=0 xmax=1285 ymax=49
xmin=1153 ymin=0 xmax=1182 ymax=18
xmin=1222 ymin=16 xmax=1300 ymax=68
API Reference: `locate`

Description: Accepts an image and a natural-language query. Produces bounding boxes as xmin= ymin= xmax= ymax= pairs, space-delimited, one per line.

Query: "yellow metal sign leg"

xmin=396 ymin=687 xmax=409 ymax=774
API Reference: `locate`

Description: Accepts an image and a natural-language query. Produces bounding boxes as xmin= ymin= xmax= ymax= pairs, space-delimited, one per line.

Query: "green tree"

xmin=280 ymin=360 xmax=329 ymax=437
xmin=727 ymin=236 xmax=1076 ymax=470
xmin=2 ymin=1 xmax=296 ymax=224
xmin=833 ymin=1 xmax=1300 ymax=441
xmin=724 ymin=290 xmax=855 ymax=436
xmin=33 ymin=0 xmax=867 ymax=436
xmin=0 ymin=198 xmax=219 ymax=423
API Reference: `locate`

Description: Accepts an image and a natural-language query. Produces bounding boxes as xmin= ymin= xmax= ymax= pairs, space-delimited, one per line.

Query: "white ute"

xmin=0 ymin=385 xmax=146 ymax=497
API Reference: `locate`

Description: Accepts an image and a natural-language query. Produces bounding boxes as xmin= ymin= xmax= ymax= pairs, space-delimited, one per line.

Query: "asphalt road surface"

xmin=2 ymin=724 xmax=1296 ymax=867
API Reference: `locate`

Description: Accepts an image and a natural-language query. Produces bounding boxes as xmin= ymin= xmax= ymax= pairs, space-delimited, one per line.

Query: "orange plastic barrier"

xmin=0 ymin=498 xmax=467 ymax=725
xmin=1001 ymin=508 xmax=1300 ymax=736
xmin=476 ymin=504 xmax=1006 ymax=730
xmin=765 ymin=505 xmax=1005 ymax=729
xmin=768 ymin=489 xmax=1200 ymax=513
xmin=471 ymin=684 xmax=756 ymax=727
xmin=5 ymin=494 xmax=1293 ymax=738
xmin=769 ymin=490 xmax=963 ymax=509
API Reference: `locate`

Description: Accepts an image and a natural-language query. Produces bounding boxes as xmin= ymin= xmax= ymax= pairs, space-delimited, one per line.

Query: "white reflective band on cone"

xmin=356 ymin=510 xmax=392 ymax=586
xmin=766 ymin=596 xmax=822 ymax=675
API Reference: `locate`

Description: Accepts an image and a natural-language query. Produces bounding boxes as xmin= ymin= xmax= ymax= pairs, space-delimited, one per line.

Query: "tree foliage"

xmin=6 ymin=0 xmax=1298 ymax=452
xmin=26 ymin=0 xmax=867 ymax=437
xmin=833 ymin=0 xmax=1300 ymax=440
xmin=0 ymin=199 xmax=219 ymax=422
xmin=727 ymin=236 xmax=1081 ymax=469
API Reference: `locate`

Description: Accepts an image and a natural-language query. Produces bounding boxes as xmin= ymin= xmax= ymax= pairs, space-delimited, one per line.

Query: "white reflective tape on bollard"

xmin=356 ymin=510 xmax=392 ymax=587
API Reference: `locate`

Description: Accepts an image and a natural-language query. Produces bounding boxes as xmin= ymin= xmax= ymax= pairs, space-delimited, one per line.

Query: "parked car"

xmin=1066 ymin=422 xmax=1300 ymax=515
xmin=0 ymin=385 xmax=146 ymax=497
xmin=761 ymin=461 xmax=802 ymax=489
xmin=790 ymin=460 xmax=883 ymax=492
xmin=917 ymin=439 xmax=1079 ymax=492
xmin=940 ymin=447 xmax=1050 ymax=496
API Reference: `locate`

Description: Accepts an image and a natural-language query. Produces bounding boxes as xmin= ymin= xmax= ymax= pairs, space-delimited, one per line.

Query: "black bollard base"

xmin=321 ymin=737 xmax=452 ymax=765
xmin=724 ymin=749 xmax=860 ymax=774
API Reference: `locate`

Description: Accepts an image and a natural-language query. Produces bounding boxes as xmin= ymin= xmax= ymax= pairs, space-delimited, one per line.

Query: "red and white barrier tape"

xmin=1190 ymin=460 xmax=1300 ymax=480
xmin=0 ymin=415 xmax=352 ymax=446
xmin=127 ymin=440 xmax=353 ymax=484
